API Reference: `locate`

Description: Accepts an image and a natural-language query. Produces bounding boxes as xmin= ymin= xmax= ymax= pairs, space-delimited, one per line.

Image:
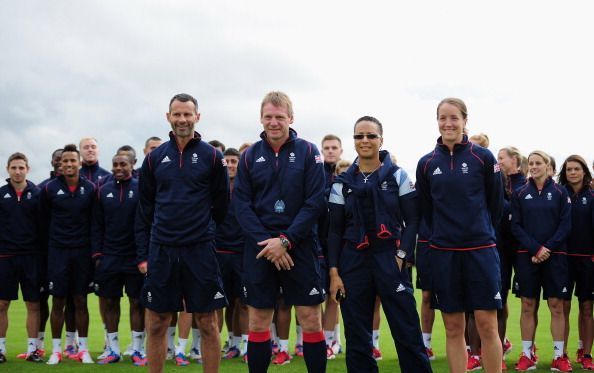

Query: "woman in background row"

xmin=558 ymin=155 xmax=594 ymax=369
xmin=511 ymin=150 xmax=572 ymax=372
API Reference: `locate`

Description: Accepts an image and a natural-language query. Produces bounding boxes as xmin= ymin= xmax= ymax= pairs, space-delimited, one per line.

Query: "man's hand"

xmin=256 ymin=238 xmax=294 ymax=270
xmin=138 ymin=261 xmax=148 ymax=274
xmin=532 ymin=246 xmax=551 ymax=264
xmin=329 ymin=268 xmax=345 ymax=304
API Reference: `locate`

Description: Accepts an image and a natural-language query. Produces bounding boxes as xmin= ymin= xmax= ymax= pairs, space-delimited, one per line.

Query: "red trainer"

xmin=577 ymin=348 xmax=585 ymax=364
xmin=426 ymin=347 xmax=435 ymax=361
xmin=372 ymin=347 xmax=382 ymax=361
xmin=515 ymin=353 xmax=536 ymax=371
xmin=551 ymin=355 xmax=572 ymax=372
xmin=467 ymin=355 xmax=482 ymax=371
xmin=503 ymin=338 xmax=513 ymax=356
xmin=582 ymin=355 xmax=594 ymax=370
xmin=272 ymin=351 xmax=292 ymax=365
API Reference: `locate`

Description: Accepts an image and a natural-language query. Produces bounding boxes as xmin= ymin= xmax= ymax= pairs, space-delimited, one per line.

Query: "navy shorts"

xmin=415 ymin=240 xmax=432 ymax=291
xmin=47 ymin=247 xmax=93 ymax=297
xmin=141 ymin=241 xmax=227 ymax=313
xmin=242 ymin=238 xmax=325 ymax=309
xmin=0 ymin=255 xmax=42 ymax=302
xmin=216 ymin=252 xmax=243 ymax=302
xmin=430 ymin=247 xmax=502 ymax=313
xmin=498 ymin=247 xmax=515 ymax=304
xmin=567 ymin=255 xmax=594 ymax=302
xmin=319 ymin=256 xmax=329 ymax=295
xmin=94 ymin=255 xmax=144 ymax=299
xmin=515 ymin=252 xmax=569 ymax=300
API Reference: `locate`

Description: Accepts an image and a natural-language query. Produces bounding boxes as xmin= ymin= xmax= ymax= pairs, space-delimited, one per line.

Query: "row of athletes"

xmin=0 ymin=92 xmax=593 ymax=373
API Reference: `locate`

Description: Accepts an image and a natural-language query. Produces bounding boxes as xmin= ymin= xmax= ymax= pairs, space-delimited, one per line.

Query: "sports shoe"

xmin=515 ymin=352 xmax=536 ymax=371
xmin=63 ymin=344 xmax=78 ymax=359
xmin=97 ymin=351 xmax=120 ymax=364
xmin=531 ymin=344 xmax=539 ymax=362
xmin=221 ymin=340 xmax=229 ymax=353
xmin=577 ymin=348 xmax=585 ymax=364
xmin=330 ymin=341 xmax=342 ymax=355
xmin=271 ymin=341 xmax=280 ymax=355
xmin=372 ymin=347 xmax=382 ymax=361
xmin=272 ymin=351 xmax=292 ymax=365
xmin=97 ymin=345 xmax=111 ymax=360
xmin=223 ymin=346 xmax=240 ymax=359
xmin=46 ymin=352 xmax=62 ymax=365
xmin=0 ymin=352 xmax=6 ymax=363
xmin=174 ymin=352 xmax=190 ymax=366
xmin=503 ymin=338 xmax=513 ymax=356
xmin=131 ymin=351 xmax=148 ymax=367
xmin=166 ymin=347 xmax=174 ymax=360
xmin=326 ymin=346 xmax=336 ymax=360
xmin=25 ymin=350 xmax=44 ymax=363
xmin=122 ymin=344 xmax=134 ymax=357
xmin=467 ymin=355 xmax=482 ymax=371
xmin=502 ymin=359 xmax=507 ymax=371
xmin=582 ymin=355 xmax=594 ymax=370
xmin=77 ymin=350 xmax=94 ymax=364
xmin=551 ymin=355 xmax=572 ymax=372
xmin=242 ymin=354 xmax=248 ymax=363
xmin=189 ymin=347 xmax=202 ymax=362
xmin=426 ymin=347 xmax=435 ymax=361
xmin=294 ymin=344 xmax=303 ymax=357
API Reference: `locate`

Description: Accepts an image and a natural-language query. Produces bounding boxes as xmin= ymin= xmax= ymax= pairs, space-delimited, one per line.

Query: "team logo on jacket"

xmin=547 ymin=192 xmax=552 ymax=201
xmin=255 ymin=156 xmax=266 ymax=163
xmin=309 ymin=288 xmax=320 ymax=296
xmin=494 ymin=292 xmax=501 ymax=300
xmin=146 ymin=291 xmax=152 ymax=303
xmin=129 ymin=190 xmax=134 ymax=198
xmin=192 ymin=153 xmax=198 ymax=164
xmin=26 ymin=192 xmax=31 ymax=200
xmin=106 ymin=192 xmax=114 ymax=198
xmin=494 ymin=164 xmax=501 ymax=173
xmin=221 ymin=158 xmax=227 ymax=167
xmin=3 ymin=193 xmax=10 ymax=199
xmin=49 ymin=282 xmax=54 ymax=290
xmin=583 ymin=197 xmax=587 ymax=205
xmin=243 ymin=286 xmax=248 ymax=298
xmin=461 ymin=162 xmax=469 ymax=174
xmin=381 ymin=181 xmax=388 ymax=191
xmin=80 ymin=187 xmax=85 ymax=195
xmin=396 ymin=283 xmax=406 ymax=293
xmin=57 ymin=189 xmax=65 ymax=195
xmin=432 ymin=167 xmax=442 ymax=176
xmin=524 ymin=194 xmax=533 ymax=200
xmin=161 ymin=156 xmax=171 ymax=163
xmin=289 ymin=152 xmax=296 ymax=163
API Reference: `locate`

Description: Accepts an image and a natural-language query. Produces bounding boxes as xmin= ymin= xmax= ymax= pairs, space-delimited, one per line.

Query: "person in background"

xmin=79 ymin=137 xmax=110 ymax=184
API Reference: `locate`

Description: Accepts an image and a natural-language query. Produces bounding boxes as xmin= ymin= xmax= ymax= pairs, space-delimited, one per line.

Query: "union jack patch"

xmin=314 ymin=155 xmax=323 ymax=164
xmin=221 ymin=158 xmax=228 ymax=167
xmin=493 ymin=164 xmax=501 ymax=173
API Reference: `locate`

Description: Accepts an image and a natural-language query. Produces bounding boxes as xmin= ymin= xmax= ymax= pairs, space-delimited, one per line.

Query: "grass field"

xmin=2 ymin=272 xmax=583 ymax=372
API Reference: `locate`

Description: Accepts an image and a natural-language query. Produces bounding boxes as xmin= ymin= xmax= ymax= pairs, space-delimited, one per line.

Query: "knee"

xmin=521 ymin=298 xmax=536 ymax=313
xmin=25 ymin=302 xmax=40 ymax=313
xmin=296 ymin=307 xmax=322 ymax=332
xmin=72 ymin=296 xmax=87 ymax=309
xmin=51 ymin=297 xmax=66 ymax=311
xmin=146 ymin=312 xmax=169 ymax=336
xmin=196 ymin=312 xmax=218 ymax=337
xmin=421 ymin=292 xmax=432 ymax=305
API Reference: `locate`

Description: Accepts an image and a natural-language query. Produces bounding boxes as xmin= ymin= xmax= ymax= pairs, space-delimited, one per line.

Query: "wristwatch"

xmin=396 ymin=249 xmax=406 ymax=260
xmin=279 ymin=235 xmax=290 ymax=250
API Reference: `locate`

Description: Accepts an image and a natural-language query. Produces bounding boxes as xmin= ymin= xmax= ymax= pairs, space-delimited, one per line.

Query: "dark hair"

xmin=51 ymin=148 xmax=64 ymax=158
xmin=558 ymin=154 xmax=592 ymax=189
xmin=549 ymin=156 xmax=557 ymax=174
xmin=223 ymin=148 xmax=240 ymax=157
xmin=63 ymin=144 xmax=80 ymax=156
xmin=209 ymin=140 xmax=226 ymax=152
xmin=112 ymin=153 xmax=133 ymax=165
xmin=169 ymin=93 xmax=198 ymax=112
xmin=321 ymin=134 xmax=342 ymax=147
xmin=144 ymin=136 xmax=162 ymax=148
xmin=117 ymin=145 xmax=137 ymax=161
xmin=7 ymin=152 xmax=28 ymax=167
xmin=354 ymin=116 xmax=383 ymax=135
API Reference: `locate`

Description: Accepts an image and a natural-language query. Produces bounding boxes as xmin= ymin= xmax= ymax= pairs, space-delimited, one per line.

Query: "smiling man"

xmin=79 ymin=137 xmax=110 ymax=184
xmin=136 ymin=93 xmax=229 ymax=373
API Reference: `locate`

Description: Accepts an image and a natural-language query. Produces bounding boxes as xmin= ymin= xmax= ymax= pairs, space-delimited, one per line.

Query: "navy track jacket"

xmin=215 ymin=196 xmax=244 ymax=253
xmin=511 ymin=177 xmax=572 ymax=256
xmin=234 ymin=128 xmax=326 ymax=248
xmin=0 ymin=180 xmax=41 ymax=255
xmin=80 ymin=162 xmax=110 ymax=184
xmin=135 ymin=132 xmax=229 ymax=262
xmin=564 ymin=185 xmax=593 ymax=256
xmin=39 ymin=175 xmax=96 ymax=250
xmin=92 ymin=177 xmax=139 ymax=258
xmin=416 ymin=135 xmax=504 ymax=250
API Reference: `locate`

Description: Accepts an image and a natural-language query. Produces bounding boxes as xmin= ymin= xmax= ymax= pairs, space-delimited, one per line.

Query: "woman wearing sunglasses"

xmin=415 ymin=98 xmax=504 ymax=373
xmin=327 ymin=116 xmax=431 ymax=373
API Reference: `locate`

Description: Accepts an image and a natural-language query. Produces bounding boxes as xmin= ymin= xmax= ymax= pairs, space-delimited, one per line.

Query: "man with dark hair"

xmin=136 ymin=93 xmax=229 ymax=373
xmin=40 ymin=144 xmax=96 ymax=365
xmin=234 ymin=91 xmax=327 ymax=372
xmin=79 ymin=138 xmax=110 ymax=183
xmin=208 ymin=140 xmax=226 ymax=153
xmin=143 ymin=137 xmax=163 ymax=156
xmin=0 ymin=153 xmax=43 ymax=363
xmin=92 ymin=154 xmax=145 ymax=366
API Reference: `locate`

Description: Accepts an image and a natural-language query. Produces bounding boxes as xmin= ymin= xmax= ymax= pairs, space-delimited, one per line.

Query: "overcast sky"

xmin=1 ymin=1 xmax=592 ymax=183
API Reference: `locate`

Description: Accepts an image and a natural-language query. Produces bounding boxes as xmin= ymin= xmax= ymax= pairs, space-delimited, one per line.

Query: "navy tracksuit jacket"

xmin=0 ymin=180 xmax=41 ymax=256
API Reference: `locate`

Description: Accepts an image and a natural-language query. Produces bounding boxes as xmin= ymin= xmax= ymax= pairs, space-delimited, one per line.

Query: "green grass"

xmin=2 ymin=272 xmax=583 ymax=372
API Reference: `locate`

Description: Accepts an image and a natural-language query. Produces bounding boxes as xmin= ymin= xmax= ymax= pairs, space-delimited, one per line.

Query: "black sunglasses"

xmin=353 ymin=134 xmax=381 ymax=140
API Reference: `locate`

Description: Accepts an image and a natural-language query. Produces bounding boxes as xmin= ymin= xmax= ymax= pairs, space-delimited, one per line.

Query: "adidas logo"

xmin=106 ymin=192 xmax=114 ymax=198
xmin=213 ymin=291 xmax=224 ymax=300
xmin=57 ymin=189 xmax=65 ymax=195
xmin=494 ymin=292 xmax=502 ymax=300
xmin=432 ymin=167 xmax=442 ymax=175
xmin=161 ymin=156 xmax=171 ymax=163
xmin=3 ymin=193 xmax=10 ymax=199
xmin=309 ymin=288 xmax=320 ymax=296
xmin=525 ymin=194 xmax=533 ymax=200
xmin=256 ymin=156 xmax=266 ymax=163
xmin=562 ymin=287 xmax=567 ymax=293
xmin=396 ymin=283 xmax=406 ymax=293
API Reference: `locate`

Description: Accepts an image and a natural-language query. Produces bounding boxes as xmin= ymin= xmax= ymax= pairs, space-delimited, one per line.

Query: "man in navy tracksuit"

xmin=39 ymin=144 xmax=97 ymax=365
xmin=92 ymin=153 xmax=145 ymax=365
xmin=0 ymin=153 xmax=43 ymax=363
xmin=79 ymin=137 xmax=110 ymax=184
xmin=135 ymin=93 xmax=229 ymax=373
xmin=234 ymin=91 xmax=327 ymax=373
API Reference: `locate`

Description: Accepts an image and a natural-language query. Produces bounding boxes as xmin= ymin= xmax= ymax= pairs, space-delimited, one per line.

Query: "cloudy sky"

xmin=1 ymin=1 xmax=592 ymax=182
